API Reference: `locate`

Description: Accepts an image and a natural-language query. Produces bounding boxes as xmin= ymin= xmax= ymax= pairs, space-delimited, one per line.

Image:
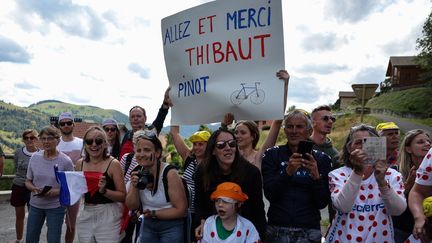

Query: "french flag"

xmin=55 ymin=166 xmax=102 ymax=206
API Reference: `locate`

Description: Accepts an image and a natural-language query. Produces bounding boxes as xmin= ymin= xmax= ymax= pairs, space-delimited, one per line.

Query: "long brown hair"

xmin=201 ymin=128 xmax=248 ymax=191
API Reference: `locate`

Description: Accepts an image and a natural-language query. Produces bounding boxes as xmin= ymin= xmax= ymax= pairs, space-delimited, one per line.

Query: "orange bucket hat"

xmin=210 ymin=182 xmax=248 ymax=202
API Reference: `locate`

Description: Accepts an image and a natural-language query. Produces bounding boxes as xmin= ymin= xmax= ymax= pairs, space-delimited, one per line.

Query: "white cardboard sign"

xmin=162 ymin=0 xmax=285 ymax=125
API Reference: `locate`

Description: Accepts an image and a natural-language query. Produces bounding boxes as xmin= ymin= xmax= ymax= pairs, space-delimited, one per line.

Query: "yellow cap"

xmin=210 ymin=182 xmax=248 ymax=202
xmin=189 ymin=131 xmax=211 ymax=143
xmin=376 ymin=122 xmax=399 ymax=132
xmin=423 ymin=196 xmax=432 ymax=218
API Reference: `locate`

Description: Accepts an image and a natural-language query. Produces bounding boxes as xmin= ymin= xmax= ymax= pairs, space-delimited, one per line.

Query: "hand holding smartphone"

xmin=34 ymin=185 xmax=52 ymax=197
xmin=298 ymin=140 xmax=314 ymax=159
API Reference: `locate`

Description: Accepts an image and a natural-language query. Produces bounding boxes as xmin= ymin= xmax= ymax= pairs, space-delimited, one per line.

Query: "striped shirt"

xmin=120 ymin=153 xmax=138 ymax=184
xmin=183 ymin=156 xmax=197 ymax=213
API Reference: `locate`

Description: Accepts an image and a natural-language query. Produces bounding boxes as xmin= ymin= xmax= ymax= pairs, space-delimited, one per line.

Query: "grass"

xmin=367 ymin=87 xmax=432 ymax=115
xmin=328 ymin=113 xmax=385 ymax=151
xmin=0 ymin=158 xmax=14 ymax=190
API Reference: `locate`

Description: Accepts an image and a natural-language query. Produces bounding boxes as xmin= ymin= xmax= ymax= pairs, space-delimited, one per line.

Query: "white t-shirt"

xmin=57 ymin=137 xmax=83 ymax=165
xmin=201 ymin=215 xmax=260 ymax=243
xmin=326 ymin=166 xmax=404 ymax=243
xmin=415 ymin=148 xmax=432 ymax=186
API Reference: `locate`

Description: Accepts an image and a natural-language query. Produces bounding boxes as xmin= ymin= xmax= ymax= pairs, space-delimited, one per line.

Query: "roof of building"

xmin=386 ymin=56 xmax=419 ymax=76
xmin=338 ymin=91 xmax=356 ymax=98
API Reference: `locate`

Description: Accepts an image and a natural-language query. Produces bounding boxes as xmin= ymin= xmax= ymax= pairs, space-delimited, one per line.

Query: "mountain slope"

xmin=0 ymin=100 xmax=129 ymax=153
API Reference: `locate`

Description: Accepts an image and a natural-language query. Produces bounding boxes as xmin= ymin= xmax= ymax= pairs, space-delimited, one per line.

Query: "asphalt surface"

xmin=371 ymin=113 xmax=432 ymax=134
xmin=0 ymin=200 xmax=78 ymax=243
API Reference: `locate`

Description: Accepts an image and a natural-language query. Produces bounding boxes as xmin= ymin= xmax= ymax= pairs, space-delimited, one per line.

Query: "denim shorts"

xmin=138 ymin=217 xmax=184 ymax=243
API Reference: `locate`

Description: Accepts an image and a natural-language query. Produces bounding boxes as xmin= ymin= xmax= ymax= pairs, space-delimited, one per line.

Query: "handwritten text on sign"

xmin=162 ymin=0 xmax=284 ymax=125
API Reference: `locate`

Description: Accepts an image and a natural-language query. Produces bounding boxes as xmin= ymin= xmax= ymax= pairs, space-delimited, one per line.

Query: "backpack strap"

xmin=162 ymin=164 xmax=177 ymax=203
xmin=124 ymin=153 xmax=135 ymax=176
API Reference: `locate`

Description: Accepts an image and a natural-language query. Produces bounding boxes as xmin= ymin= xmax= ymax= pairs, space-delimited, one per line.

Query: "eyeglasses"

xmin=321 ymin=115 xmax=336 ymax=122
xmin=59 ymin=121 xmax=73 ymax=127
xmin=103 ymin=127 xmax=117 ymax=132
xmin=40 ymin=136 xmax=57 ymax=142
xmin=24 ymin=136 xmax=36 ymax=141
xmin=84 ymin=138 xmax=104 ymax=146
xmin=215 ymin=139 xmax=237 ymax=150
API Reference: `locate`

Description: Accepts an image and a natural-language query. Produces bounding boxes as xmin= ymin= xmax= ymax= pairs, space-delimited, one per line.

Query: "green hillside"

xmin=367 ymin=87 xmax=432 ymax=115
xmin=0 ymin=100 xmax=129 ymax=154
xmin=29 ymin=100 xmax=129 ymax=125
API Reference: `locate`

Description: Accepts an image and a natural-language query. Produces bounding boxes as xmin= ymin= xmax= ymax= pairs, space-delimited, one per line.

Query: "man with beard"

xmin=310 ymin=105 xmax=340 ymax=224
xmin=376 ymin=122 xmax=400 ymax=168
xmin=57 ymin=112 xmax=83 ymax=243
xmin=310 ymin=105 xmax=339 ymax=167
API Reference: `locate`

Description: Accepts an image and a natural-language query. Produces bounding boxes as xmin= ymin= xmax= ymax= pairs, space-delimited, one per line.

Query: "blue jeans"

xmin=266 ymin=225 xmax=322 ymax=243
xmin=26 ymin=205 xmax=66 ymax=243
xmin=138 ymin=217 xmax=184 ymax=243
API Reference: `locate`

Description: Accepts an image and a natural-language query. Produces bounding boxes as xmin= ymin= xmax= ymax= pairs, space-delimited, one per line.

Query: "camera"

xmin=136 ymin=170 xmax=154 ymax=190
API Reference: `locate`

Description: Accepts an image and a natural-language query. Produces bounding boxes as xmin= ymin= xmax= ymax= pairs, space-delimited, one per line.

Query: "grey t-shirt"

xmin=13 ymin=147 xmax=38 ymax=186
xmin=26 ymin=150 xmax=74 ymax=209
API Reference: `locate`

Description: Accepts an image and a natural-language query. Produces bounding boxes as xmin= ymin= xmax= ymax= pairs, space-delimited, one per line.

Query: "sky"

xmin=0 ymin=0 xmax=430 ymax=124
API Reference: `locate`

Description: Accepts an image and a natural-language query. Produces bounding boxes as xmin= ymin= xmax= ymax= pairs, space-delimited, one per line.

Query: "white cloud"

xmin=0 ymin=36 xmax=31 ymax=63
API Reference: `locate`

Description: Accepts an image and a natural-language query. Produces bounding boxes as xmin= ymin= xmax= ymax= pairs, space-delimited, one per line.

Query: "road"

xmin=370 ymin=113 xmax=432 ymax=134
xmin=0 ymin=200 xmax=77 ymax=243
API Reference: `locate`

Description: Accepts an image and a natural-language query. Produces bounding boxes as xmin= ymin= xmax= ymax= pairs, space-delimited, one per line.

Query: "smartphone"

xmin=34 ymin=185 xmax=52 ymax=197
xmin=298 ymin=140 xmax=314 ymax=159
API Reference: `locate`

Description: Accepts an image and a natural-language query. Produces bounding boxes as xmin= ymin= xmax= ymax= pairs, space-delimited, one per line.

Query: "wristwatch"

xmin=151 ymin=210 xmax=157 ymax=219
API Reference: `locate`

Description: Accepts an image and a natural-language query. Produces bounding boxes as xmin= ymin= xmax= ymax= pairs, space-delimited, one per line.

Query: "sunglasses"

xmin=84 ymin=138 xmax=104 ymax=146
xmin=59 ymin=121 xmax=73 ymax=127
xmin=103 ymin=127 xmax=117 ymax=132
xmin=215 ymin=139 xmax=237 ymax=150
xmin=24 ymin=136 xmax=36 ymax=141
xmin=143 ymin=129 xmax=157 ymax=139
xmin=321 ymin=115 xmax=336 ymax=122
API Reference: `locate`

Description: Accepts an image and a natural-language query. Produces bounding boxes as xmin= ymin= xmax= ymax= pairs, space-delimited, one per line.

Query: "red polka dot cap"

xmin=210 ymin=182 xmax=248 ymax=202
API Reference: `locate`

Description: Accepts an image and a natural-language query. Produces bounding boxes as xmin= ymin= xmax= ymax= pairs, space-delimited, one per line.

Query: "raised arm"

xmin=152 ymin=87 xmax=172 ymax=135
xmin=170 ymin=125 xmax=191 ymax=161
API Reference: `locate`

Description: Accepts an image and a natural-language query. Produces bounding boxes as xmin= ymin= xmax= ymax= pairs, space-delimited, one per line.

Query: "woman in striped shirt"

xmin=170 ymin=126 xmax=210 ymax=239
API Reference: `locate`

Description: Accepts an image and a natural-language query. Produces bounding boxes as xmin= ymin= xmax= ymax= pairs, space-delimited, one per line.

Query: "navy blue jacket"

xmin=262 ymin=144 xmax=332 ymax=229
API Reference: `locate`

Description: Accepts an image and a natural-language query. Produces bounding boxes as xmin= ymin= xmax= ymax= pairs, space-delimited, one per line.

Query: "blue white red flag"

xmin=55 ymin=166 xmax=102 ymax=206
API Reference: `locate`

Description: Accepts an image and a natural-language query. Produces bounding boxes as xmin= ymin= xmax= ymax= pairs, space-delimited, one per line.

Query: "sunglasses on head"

xmin=321 ymin=115 xmax=336 ymax=122
xmin=84 ymin=138 xmax=104 ymax=146
xmin=143 ymin=129 xmax=157 ymax=139
xmin=215 ymin=139 xmax=237 ymax=150
xmin=59 ymin=121 xmax=73 ymax=127
xmin=24 ymin=136 xmax=36 ymax=141
xmin=103 ymin=127 xmax=117 ymax=132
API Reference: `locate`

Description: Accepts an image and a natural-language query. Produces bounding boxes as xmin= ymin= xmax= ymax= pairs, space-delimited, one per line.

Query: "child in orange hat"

xmin=200 ymin=182 xmax=261 ymax=243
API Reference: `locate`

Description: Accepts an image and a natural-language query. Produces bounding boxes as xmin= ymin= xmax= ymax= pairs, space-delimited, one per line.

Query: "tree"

xmin=416 ymin=9 xmax=432 ymax=82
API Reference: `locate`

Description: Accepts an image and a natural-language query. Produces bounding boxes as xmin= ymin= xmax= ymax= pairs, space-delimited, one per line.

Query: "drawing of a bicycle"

xmin=230 ymin=82 xmax=265 ymax=105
